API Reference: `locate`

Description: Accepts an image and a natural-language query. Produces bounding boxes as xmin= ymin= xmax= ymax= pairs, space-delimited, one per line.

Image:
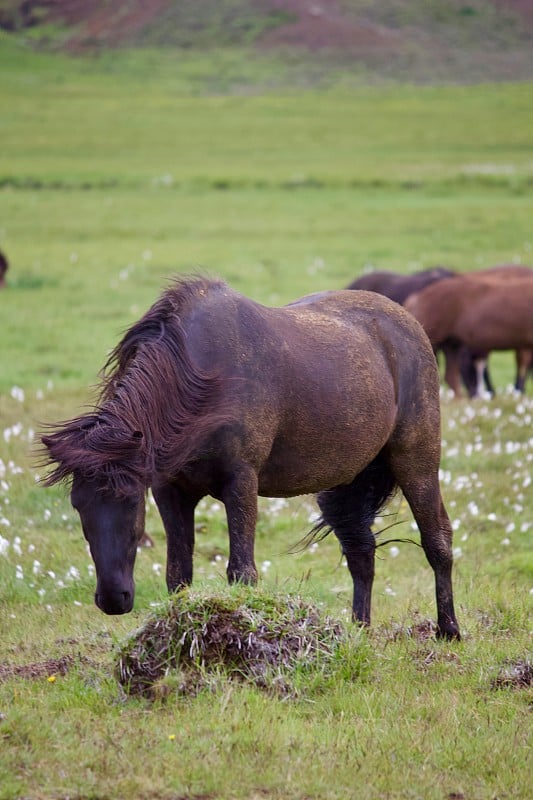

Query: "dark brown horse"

xmin=41 ymin=277 xmax=460 ymax=639
xmin=347 ymin=267 xmax=455 ymax=305
xmin=405 ymin=271 xmax=533 ymax=397
xmin=0 ymin=250 xmax=8 ymax=289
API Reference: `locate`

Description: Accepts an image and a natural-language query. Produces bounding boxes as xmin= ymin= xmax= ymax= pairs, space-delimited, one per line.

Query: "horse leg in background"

xmin=315 ymin=454 xmax=397 ymax=626
xmin=459 ymin=346 xmax=478 ymax=397
xmin=221 ymin=465 xmax=259 ymax=585
xmin=136 ymin=499 xmax=154 ymax=547
xmin=473 ymin=356 xmax=489 ymax=398
xmin=514 ymin=348 xmax=533 ymax=393
xmin=441 ymin=341 xmax=464 ymax=397
xmin=459 ymin=346 xmax=493 ymax=397
xmin=482 ymin=362 xmax=494 ymax=395
xmin=152 ymin=483 xmax=202 ymax=592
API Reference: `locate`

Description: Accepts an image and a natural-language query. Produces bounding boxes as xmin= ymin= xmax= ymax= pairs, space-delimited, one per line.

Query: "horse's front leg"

xmin=221 ymin=466 xmax=259 ymax=585
xmin=152 ymin=483 xmax=202 ymax=593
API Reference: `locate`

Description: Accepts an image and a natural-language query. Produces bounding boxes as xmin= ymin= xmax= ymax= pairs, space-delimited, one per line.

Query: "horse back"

xmin=405 ymin=274 xmax=533 ymax=349
xmin=181 ymin=285 xmax=440 ymax=461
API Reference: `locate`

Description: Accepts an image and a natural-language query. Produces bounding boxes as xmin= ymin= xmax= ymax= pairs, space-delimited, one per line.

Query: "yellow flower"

xmin=47 ymin=675 xmax=56 ymax=683
xmin=168 ymin=734 xmax=176 ymax=741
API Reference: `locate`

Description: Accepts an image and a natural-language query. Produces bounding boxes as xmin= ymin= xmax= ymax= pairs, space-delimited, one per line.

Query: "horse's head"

xmin=71 ymin=473 xmax=145 ymax=614
xmin=41 ymin=413 xmax=149 ymax=614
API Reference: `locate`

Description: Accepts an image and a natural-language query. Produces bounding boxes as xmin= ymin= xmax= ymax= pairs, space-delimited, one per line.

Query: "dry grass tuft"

xmin=116 ymin=589 xmax=349 ymax=699
xmin=492 ymin=659 xmax=533 ymax=690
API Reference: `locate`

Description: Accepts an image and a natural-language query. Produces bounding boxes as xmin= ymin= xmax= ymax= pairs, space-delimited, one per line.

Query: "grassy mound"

xmin=116 ymin=588 xmax=365 ymax=699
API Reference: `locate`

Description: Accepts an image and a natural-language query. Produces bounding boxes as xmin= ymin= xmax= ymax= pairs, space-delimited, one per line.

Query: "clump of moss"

xmin=116 ymin=588 xmax=364 ymax=699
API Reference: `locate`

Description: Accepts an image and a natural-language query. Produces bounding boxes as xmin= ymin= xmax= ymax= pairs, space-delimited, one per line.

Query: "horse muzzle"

xmin=95 ymin=586 xmax=134 ymax=615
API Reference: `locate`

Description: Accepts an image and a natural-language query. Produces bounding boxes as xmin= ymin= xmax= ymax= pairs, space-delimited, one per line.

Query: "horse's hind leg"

xmin=387 ymin=453 xmax=460 ymax=640
xmin=317 ymin=485 xmax=375 ymax=625
xmin=316 ymin=454 xmax=397 ymax=626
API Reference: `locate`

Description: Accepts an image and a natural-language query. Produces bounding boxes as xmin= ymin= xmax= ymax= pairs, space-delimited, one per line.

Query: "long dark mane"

xmin=41 ymin=277 xmax=231 ymax=495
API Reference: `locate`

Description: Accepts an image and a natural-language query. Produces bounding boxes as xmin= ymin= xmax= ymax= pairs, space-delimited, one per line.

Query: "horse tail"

xmin=305 ymin=450 xmax=398 ymax=548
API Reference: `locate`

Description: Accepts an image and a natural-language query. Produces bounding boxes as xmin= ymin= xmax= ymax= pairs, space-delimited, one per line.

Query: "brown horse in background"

xmin=40 ymin=277 xmax=460 ymax=639
xmin=460 ymin=265 xmax=533 ymax=394
xmin=405 ymin=268 xmax=533 ymax=397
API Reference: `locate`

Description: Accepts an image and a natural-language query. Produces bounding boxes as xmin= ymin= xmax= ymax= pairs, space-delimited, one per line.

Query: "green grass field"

xmin=0 ymin=33 xmax=532 ymax=800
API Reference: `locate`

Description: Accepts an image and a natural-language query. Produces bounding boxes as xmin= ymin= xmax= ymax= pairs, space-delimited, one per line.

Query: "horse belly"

xmin=457 ymin=304 xmax=533 ymax=350
xmin=256 ymin=395 xmax=397 ymax=497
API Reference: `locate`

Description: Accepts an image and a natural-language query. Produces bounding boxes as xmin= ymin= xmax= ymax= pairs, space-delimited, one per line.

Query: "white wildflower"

xmin=10 ymin=386 xmax=25 ymax=403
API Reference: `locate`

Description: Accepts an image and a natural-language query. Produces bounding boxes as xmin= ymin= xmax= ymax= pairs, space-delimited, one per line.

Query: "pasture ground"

xmin=0 ymin=32 xmax=532 ymax=800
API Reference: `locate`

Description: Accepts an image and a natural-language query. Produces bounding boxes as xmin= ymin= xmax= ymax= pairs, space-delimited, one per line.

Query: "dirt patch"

xmin=384 ymin=617 xmax=438 ymax=642
xmin=0 ymin=655 xmax=74 ymax=682
xmin=493 ymin=0 xmax=533 ymax=26
xmin=256 ymin=0 xmax=404 ymax=52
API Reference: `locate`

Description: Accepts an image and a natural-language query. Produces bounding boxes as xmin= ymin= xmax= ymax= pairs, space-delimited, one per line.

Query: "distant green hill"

xmin=1 ymin=0 xmax=533 ymax=84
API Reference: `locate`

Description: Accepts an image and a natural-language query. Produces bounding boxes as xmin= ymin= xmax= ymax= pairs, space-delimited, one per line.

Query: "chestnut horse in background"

xmin=405 ymin=267 xmax=533 ymax=397
xmin=347 ymin=266 xmax=493 ymax=395
xmin=41 ymin=277 xmax=460 ymax=639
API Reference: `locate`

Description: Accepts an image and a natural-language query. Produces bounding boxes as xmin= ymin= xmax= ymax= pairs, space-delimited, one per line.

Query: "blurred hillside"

xmin=1 ymin=0 xmax=533 ymax=83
